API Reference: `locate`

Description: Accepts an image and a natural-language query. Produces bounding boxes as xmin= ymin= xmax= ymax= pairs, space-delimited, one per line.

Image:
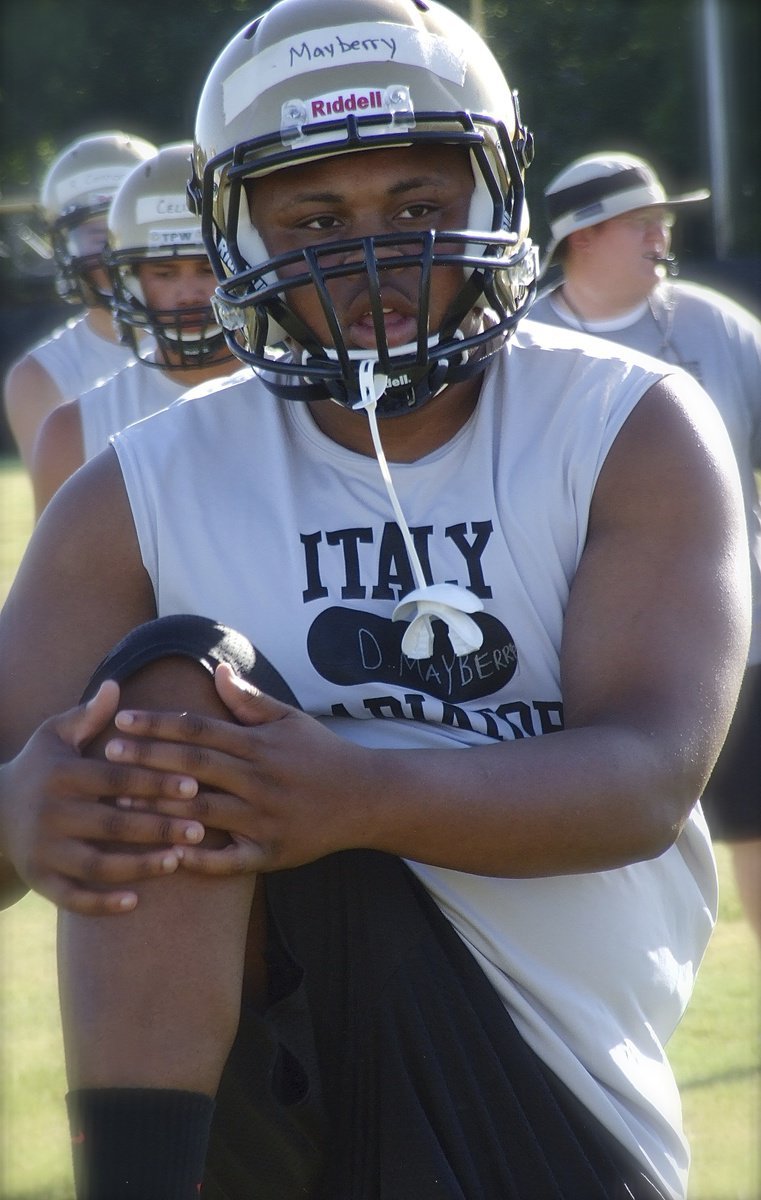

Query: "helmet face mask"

xmin=40 ymin=132 xmax=157 ymax=308
xmin=49 ymin=209 xmax=113 ymax=308
xmin=192 ymin=0 xmax=536 ymax=414
xmin=107 ymin=142 xmax=228 ymax=370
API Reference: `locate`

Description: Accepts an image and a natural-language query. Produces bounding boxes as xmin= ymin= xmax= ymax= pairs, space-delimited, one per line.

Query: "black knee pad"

xmin=80 ymin=614 xmax=299 ymax=708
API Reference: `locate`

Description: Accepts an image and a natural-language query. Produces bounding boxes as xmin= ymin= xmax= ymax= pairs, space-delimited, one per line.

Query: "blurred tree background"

xmin=0 ymin=0 xmax=758 ymax=445
xmin=2 ymin=0 xmax=758 ymax=250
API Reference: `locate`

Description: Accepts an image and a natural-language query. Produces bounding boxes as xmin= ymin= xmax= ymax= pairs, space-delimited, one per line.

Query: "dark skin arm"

xmin=0 ymin=450 xmax=207 ymax=911
xmin=0 ymin=375 xmax=750 ymax=908
xmin=4 ymin=354 xmax=66 ymax=472
xmin=109 ymin=376 xmax=750 ymax=877
xmin=1 ymin=458 xmax=266 ymax=1105
xmin=30 ymin=398 xmax=86 ymax=518
xmin=44 ymin=379 xmax=748 ymax=888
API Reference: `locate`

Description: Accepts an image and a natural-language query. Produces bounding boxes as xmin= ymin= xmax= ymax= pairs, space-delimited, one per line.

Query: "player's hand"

xmin=0 ymin=681 xmax=206 ymax=914
xmin=105 ymin=664 xmax=373 ymax=876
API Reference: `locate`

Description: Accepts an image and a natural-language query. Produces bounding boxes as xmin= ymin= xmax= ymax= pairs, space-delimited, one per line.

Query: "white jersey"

xmin=79 ymin=360 xmax=187 ymax=463
xmin=78 ymin=357 xmax=245 ymax=462
xmin=27 ymin=312 xmax=134 ymax=401
xmin=530 ymin=279 xmax=761 ymax=664
xmin=113 ymin=323 xmax=718 ymax=1199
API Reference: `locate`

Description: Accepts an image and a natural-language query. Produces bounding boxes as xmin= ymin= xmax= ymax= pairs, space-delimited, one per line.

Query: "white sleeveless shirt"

xmin=79 ymin=359 xmax=245 ymax=462
xmin=113 ymin=322 xmax=717 ymax=1198
xmin=28 ymin=313 xmax=134 ymax=400
xmin=79 ymin=360 xmax=187 ymax=462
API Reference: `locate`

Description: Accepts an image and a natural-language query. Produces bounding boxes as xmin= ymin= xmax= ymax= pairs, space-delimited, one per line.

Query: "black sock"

xmin=66 ymin=1087 xmax=214 ymax=1200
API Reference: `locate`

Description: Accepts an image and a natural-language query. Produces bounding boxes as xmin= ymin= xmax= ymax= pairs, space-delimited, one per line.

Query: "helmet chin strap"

xmin=354 ymin=358 xmax=484 ymax=661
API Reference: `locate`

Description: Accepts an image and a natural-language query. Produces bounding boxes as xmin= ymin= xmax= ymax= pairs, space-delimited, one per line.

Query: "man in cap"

xmin=531 ymin=151 xmax=761 ymax=948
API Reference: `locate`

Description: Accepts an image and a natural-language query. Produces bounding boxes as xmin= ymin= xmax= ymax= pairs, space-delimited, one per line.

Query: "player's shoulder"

xmin=77 ymin=359 xmax=138 ymax=406
xmin=4 ymin=348 xmax=61 ymax=405
xmin=174 ymin=364 xmax=254 ymax=404
xmin=499 ymin=319 xmax=670 ymax=431
xmin=30 ymin=312 xmax=86 ymax=351
xmin=33 ymin=394 xmax=84 ymax=468
xmin=512 ymin=316 xmax=657 ymax=372
xmin=119 ymin=364 xmax=258 ymax=437
xmin=513 ymin=316 xmax=586 ymax=350
xmin=8 ymin=314 xmax=87 ymax=384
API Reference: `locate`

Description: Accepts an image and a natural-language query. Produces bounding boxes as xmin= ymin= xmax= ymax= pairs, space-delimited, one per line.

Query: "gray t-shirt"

xmin=530 ymin=281 xmax=761 ymax=663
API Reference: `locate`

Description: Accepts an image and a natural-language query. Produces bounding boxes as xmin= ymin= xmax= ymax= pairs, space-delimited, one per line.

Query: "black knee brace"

xmin=80 ymin=614 xmax=299 ymax=708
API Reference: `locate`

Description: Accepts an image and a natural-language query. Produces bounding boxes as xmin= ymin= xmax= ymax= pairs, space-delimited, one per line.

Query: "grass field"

xmin=1 ymin=455 xmax=759 ymax=1199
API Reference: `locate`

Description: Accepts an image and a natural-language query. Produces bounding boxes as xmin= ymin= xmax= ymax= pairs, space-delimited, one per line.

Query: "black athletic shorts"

xmin=87 ymin=616 xmax=667 ymax=1200
xmin=204 ymin=849 xmax=667 ymax=1200
xmin=701 ymin=663 xmax=761 ymax=841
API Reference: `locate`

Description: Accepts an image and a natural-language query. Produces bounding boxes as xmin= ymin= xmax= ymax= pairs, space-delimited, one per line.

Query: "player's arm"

xmin=107 ymin=374 xmax=750 ymax=878
xmin=0 ymin=450 xmax=207 ymax=910
xmin=365 ymin=374 xmax=749 ymax=871
xmin=0 ymin=458 xmax=261 ymax=1123
xmin=3 ymin=354 xmax=64 ymax=471
xmin=376 ymin=373 xmax=749 ymax=871
xmin=30 ymin=398 xmax=86 ymax=518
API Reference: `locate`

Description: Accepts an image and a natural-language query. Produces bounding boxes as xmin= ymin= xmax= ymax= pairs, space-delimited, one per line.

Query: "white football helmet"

xmin=40 ymin=131 xmax=157 ymax=306
xmin=107 ymin=142 xmax=227 ymax=369
xmin=190 ymin=0 xmax=537 ymax=414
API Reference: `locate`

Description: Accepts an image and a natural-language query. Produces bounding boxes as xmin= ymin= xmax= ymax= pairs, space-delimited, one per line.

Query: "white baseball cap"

xmin=543 ymin=152 xmax=709 ymax=266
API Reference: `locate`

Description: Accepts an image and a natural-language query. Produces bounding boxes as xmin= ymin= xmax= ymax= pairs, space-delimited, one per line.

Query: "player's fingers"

xmin=56 ymin=839 xmax=187 ymax=887
xmin=103 ymin=736 xmax=251 ymax=796
xmin=55 ymin=680 xmax=121 ymax=751
xmin=73 ymin=803 xmax=206 ymax=848
xmin=29 ymin=839 xmax=194 ymax=914
xmin=214 ymin=663 xmax=292 ymax=727
xmin=31 ymin=794 xmax=205 ymax=850
xmin=111 ymin=708 xmax=252 ymax=762
xmin=178 ymin=840 xmax=267 ymax=876
xmin=111 ymin=669 xmax=292 ymax=748
xmin=116 ymin=789 xmax=241 ymax=829
xmin=38 ymin=875 xmax=141 ymax=916
xmin=53 ymin=756 xmax=199 ymax=802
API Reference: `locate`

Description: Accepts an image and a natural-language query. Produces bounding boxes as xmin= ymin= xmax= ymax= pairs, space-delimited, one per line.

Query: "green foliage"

xmin=0 ymin=0 xmax=758 ymax=256
xmin=0 ymin=0 xmax=261 ymax=191
xmin=481 ymin=0 xmax=758 ymax=258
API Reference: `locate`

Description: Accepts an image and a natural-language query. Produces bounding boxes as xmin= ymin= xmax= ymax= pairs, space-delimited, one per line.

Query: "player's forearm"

xmin=355 ymin=723 xmax=697 ymax=877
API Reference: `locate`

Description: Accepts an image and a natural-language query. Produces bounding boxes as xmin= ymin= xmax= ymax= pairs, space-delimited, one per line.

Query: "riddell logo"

xmin=310 ymin=90 xmax=384 ymax=117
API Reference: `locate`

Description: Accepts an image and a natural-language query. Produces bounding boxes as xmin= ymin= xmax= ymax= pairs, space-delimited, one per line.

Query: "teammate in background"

xmin=531 ymin=151 xmax=761 ymax=947
xmin=0 ymin=4 xmax=750 ymax=1199
xmin=32 ymin=143 xmax=242 ymax=517
xmin=3 ymin=131 xmax=157 ymax=470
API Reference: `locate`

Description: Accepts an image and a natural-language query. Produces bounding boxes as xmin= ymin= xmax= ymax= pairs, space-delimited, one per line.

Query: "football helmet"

xmin=40 ymin=131 xmax=157 ymax=307
xmin=107 ymin=142 xmax=228 ymax=369
xmin=190 ymin=0 xmax=537 ymax=414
